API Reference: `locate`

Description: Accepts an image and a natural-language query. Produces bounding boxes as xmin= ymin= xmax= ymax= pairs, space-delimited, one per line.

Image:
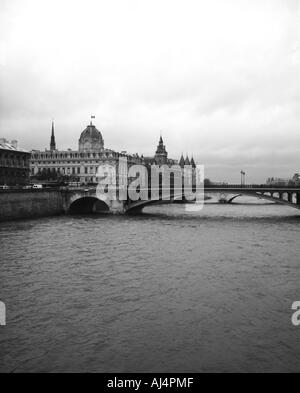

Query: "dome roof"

xmin=80 ymin=123 xmax=103 ymax=141
xmin=79 ymin=121 xmax=104 ymax=152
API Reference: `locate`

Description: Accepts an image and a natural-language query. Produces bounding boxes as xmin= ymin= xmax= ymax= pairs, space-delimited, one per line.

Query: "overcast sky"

xmin=0 ymin=0 xmax=299 ymax=182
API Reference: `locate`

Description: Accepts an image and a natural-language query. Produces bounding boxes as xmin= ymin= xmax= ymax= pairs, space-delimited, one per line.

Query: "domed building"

xmin=79 ymin=121 xmax=104 ymax=152
xmin=30 ymin=120 xmax=196 ymax=186
xmin=30 ymin=119 xmax=144 ymax=184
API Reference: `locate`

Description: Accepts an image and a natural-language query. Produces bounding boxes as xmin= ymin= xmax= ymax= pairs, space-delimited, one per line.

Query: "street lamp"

xmin=241 ymin=170 xmax=246 ymax=186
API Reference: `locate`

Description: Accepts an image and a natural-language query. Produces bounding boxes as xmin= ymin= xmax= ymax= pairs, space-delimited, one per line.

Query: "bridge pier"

xmin=110 ymin=200 xmax=126 ymax=214
xmin=66 ymin=190 xmax=126 ymax=215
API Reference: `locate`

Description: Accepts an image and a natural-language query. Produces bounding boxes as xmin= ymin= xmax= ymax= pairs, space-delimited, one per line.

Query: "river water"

xmin=0 ymin=199 xmax=300 ymax=373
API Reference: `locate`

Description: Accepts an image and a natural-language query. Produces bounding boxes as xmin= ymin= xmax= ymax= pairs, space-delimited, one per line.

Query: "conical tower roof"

xmin=179 ymin=154 xmax=185 ymax=168
xmin=190 ymin=156 xmax=196 ymax=168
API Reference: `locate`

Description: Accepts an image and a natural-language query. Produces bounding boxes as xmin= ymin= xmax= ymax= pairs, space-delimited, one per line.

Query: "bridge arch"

xmin=235 ymin=190 xmax=300 ymax=210
xmin=126 ymin=199 xmax=175 ymax=213
xmin=227 ymin=195 xmax=243 ymax=203
xmin=126 ymin=190 xmax=300 ymax=212
xmin=220 ymin=192 xmax=297 ymax=208
xmin=126 ymin=190 xmax=197 ymax=213
xmin=69 ymin=196 xmax=110 ymax=214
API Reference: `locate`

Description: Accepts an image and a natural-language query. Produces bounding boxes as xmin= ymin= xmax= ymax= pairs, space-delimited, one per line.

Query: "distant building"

xmin=143 ymin=136 xmax=177 ymax=166
xmin=143 ymin=136 xmax=196 ymax=169
xmin=292 ymin=173 xmax=300 ymax=186
xmin=0 ymin=138 xmax=31 ymax=186
xmin=143 ymin=137 xmax=197 ymax=188
xmin=30 ymin=121 xmax=197 ymax=187
xmin=266 ymin=177 xmax=289 ymax=186
xmin=266 ymin=175 xmax=300 ymax=187
xmin=30 ymin=120 xmax=145 ymax=184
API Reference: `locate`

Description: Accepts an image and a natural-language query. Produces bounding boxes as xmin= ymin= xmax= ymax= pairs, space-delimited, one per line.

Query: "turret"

xmin=184 ymin=155 xmax=190 ymax=166
xmin=154 ymin=135 xmax=168 ymax=165
xmin=179 ymin=154 xmax=185 ymax=168
xmin=190 ymin=157 xmax=196 ymax=169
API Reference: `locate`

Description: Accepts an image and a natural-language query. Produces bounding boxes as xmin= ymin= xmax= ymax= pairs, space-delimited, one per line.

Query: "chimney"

xmin=11 ymin=140 xmax=18 ymax=149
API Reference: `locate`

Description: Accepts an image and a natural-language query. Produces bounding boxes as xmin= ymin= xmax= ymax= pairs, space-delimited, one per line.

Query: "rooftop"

xmin=0 ymin=138 xmax=30 ymax=153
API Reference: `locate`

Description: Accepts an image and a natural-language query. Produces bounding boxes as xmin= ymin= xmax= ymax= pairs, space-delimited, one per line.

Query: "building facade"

xmin=0 ymin=139 xmax=31 ymax=186
xmin=30 ymin=121 xmax=145 ymax=185
xmin=30 ymin=121 xmax=196 ymax=187
xmin=266 ymin=174 xmax=300 ymax=187
xmin=292 ymin=173 xmax=300 ymax=186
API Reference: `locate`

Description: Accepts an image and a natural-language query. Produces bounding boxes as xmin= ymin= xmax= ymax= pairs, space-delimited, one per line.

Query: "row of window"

xmin=32 ymin=152 xmax=127 ymax=160
xmin=0 ymin=160 xmax=29 ymax=168
xmin=0 ymin=152 xmax=29 ymax=161
xmin=31 ymin=153 xmax=143 ymax=164
xmin=32 ymin=161 xmax=101 ymax=165
xmin=35 ymin=167 xmax=100 ymax=175
xmin=0 ymin=168 xmax=28 ymax=177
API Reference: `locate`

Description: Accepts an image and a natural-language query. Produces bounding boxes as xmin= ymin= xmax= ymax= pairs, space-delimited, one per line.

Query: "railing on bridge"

xmin=205 ymin=184 xmax=300 ymax=189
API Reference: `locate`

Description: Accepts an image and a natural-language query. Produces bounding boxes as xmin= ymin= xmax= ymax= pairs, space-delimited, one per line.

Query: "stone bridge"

xmin=204 ymin=185 xmax=300 ymax=210
xmin=64 ymin=185 xmax=300 ymax=214
xmin=1 ymin=185 xmax=300 ymax=221
xmin=64 ymin=187 xmax=193 ymax=214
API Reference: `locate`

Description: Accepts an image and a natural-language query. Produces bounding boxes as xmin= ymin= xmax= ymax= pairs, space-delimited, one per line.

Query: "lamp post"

xmin=241 ymin=171 xmax=245 ymax=186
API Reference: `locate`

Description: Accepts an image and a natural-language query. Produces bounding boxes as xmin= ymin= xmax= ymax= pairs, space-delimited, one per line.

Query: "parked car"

xmin=32 ymin=184 xmax=43 ymax=189
xmin=68 ymin=182 xmax=81 ymax=187
xmin=0 ymin=185 xmax=9 ymax=190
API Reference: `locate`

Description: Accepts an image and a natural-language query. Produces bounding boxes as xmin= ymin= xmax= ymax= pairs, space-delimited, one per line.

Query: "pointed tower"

xmin=154 ymin=135 xmax=168 ymax=165
xmin=179 ymin=154 xmax=185 ymax=168
xmin=184 ymin=155 xmax=190 ymax=166
xmin=190 ymin=156 xmax=196 ymax=169
xmin=50 ymin=121 xmax=56 ymax=151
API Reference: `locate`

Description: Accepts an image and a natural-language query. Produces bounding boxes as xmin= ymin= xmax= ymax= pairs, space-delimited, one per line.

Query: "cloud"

xmin=0 ymin=0 xmax=299 ymax=182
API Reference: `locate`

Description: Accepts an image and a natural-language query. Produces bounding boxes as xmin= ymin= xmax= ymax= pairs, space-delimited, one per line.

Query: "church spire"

xmin=50 ymin=121 xmax=56 ymax=151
